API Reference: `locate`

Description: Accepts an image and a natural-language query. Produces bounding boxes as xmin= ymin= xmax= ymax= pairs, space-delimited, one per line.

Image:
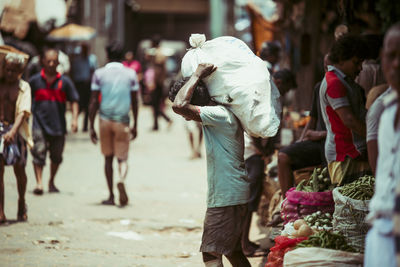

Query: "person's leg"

xmin=226 ymin=250 xmax=251 ymax=267
xmin=48 ymin=136 xmax=65 ymax=192
xmin=13 ymin=162 xmax=27 ymax=221
xmin=0 ymin=159 xmax=6 ymax=223
xmin=242 ymin=155 xmax=265 ymax=255
xmin=117 ymin=159 xmax=128 ymax=206
xmin=103 ymin=155 xmax=115 ymax=205
xmin=114 ymin=121 xmax=130 ymax=206
xmin=277 ymin=152 xmax=294 ymax=196
xmin=99 ymin=119 xmax=115 ymax=204
xmin=202 ymin=252 xmax=223 ymax=267
xmin=151 ymin=89 xmax=160 ymax=130
xmin=31 ymin=128 xmax=47 ymax=195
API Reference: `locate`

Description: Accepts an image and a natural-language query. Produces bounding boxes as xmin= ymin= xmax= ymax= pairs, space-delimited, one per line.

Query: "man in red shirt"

xmin=319 ymin=35 xmax=371 ymax=185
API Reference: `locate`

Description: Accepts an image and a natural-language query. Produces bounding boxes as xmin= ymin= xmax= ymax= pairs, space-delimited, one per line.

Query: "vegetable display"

xmin=295 ymin=231 xmax=356 ymax=252
xmin=338 ymin=175 xmax=375 ymax=200
xmin=304 ymin=211 xmax=332 ymax=229
xmin=296 ymin=167 xmax=336 ymax=192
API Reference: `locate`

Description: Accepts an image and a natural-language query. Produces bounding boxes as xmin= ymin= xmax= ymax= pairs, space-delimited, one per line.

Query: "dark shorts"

xmin=0 ymin=122 xmax=27 ymax=166
xmin=31 ymin=127 xmax=65 ymax=166
xmin=200 ymin=204 xmax=247 ymax=256
xmin=245 ymin=155 xmax=265 ymax=212
xmin=279 ymin=140 xmax=325 ymax=170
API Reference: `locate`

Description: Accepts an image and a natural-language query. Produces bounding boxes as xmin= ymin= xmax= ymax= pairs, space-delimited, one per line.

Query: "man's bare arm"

xmin=172 ymin=63 xmax=216 ymax=122
xmin=88 ymin=91 xmax=100 ymax=144
xmin=130 ymin=91 xmax=138 ymax=140
xmin=3 ymin=112 xmax=28 ymax=144
xmin=335 ymin=106 xmax=366 ymax=137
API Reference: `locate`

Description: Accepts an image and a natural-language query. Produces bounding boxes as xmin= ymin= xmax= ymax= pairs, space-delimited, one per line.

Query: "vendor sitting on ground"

xmin=277 ymin=54 xmax=330 ymax=198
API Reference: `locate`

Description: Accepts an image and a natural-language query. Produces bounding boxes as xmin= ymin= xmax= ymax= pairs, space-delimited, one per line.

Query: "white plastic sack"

xmin=181 ymin=34 xmax=281 ymax=138
xmin=332 ymin=187 xmax=370 ymax=252
xmin=284 ymin=247 xmax=364 ymax=267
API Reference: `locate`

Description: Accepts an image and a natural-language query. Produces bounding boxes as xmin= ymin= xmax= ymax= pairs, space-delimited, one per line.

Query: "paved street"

xmin=0 ymin=105 xmax=268 ymax=267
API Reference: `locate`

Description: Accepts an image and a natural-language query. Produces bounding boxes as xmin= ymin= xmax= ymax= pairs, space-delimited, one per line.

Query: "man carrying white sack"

xmin=170 ymin=63 xmax=251 ymax=267
xmin=181 ymin=34 xmax=281 ymax=139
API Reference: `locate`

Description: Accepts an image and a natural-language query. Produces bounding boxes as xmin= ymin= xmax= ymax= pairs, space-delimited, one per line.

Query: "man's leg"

xmin=48 ymin=136 xmax=65 ymax=193
xmin=226 ymin=250 xmax=251 ymax=267
xmin=242 ymin=155 xmax=265 ymax=255
xmin=13 ymin=162 xmax=27 ymax=221
xmin=102 ymin=155 xmax=115 ymax=205
xmin=31 ymin=127 xmax=47 ymax=195
xmin=277 ymin=152 xmax=294 ymax=196
xmin=0 ymin=159 xmax=6 ymax=223
xmin=117 ymin=159 xmax=128 ymax=206
xmin=202 ymin=252 xmax=223 ymax=267
xmin=33 ymin=163 xmax=44 ymax=194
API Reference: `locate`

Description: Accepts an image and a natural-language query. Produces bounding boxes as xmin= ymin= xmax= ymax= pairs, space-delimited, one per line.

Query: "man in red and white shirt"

xmin=319 ymin=35 xmax=371 ymax=185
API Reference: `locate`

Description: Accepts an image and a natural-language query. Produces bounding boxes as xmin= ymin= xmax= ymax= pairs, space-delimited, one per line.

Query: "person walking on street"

xmin=0 ymin=53 xmax=33 ymax=223
xmin=145 ymin=35 xmax=172 ymax=131
xmin=170 ymin=63 xmax=251 ymax=267
xmin=29 ymin=48 xmax=79 ymax=195
xmin=89 ymin=42 xmax=139 ymax=206
xmin=70 ymin=43 xmax=97 ymax=132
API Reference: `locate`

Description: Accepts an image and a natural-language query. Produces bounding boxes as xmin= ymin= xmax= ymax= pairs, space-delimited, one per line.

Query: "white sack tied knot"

xmin=189 ymin=34 xmax=206 ymax=48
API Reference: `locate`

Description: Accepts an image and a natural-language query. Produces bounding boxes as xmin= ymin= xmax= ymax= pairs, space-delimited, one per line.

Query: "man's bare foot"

xmin=101 ymin=197 xmax=115 ymax=205
xmin=0 ymin=214 xmax=6 ymax=224
xmin=17 ymin=201 xmax=27 ymax=222
xmin=33 ymin=187 xmax=43 ymax=195
xmin=49 ymin=184 xmax=60 ymax=193
xmin=117 ymin=182 xmax=128 ymax=206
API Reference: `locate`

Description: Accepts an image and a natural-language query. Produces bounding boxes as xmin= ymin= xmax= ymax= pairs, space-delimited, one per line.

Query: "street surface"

xmin=0 ymin=105 xmax=268 ymax=267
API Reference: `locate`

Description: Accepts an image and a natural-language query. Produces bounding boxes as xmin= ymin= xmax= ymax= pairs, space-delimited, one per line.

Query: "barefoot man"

xmin=0 ymin=52 xmax=33 ymax=223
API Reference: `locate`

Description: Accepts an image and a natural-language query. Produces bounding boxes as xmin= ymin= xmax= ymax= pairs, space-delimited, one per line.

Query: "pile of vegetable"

xmin=296 ymin=167 xmax=336 ymax=192
xmin=304 ymin=211 xmax=332 ymax=229
xmin=339 ymin=175 xmax=375 ymax=200
xmin=291 ymin=219 xmax=313 ymax=237
xmin=296 ymin=230 xmax=356 ymax=252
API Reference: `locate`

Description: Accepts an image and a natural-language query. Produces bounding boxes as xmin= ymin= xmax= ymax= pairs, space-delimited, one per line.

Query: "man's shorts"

xmin=31 ymin=127 xmax=65 ymax=166
xmin=328 ymin=156 xmax=371 ymax=185
xmin=280 ymin=140 xmax=325 ymax=170
xmin=99 ymin=118 xmax=130 ymax=160
xmin=200 ymin=204 xmax=247 ymax=256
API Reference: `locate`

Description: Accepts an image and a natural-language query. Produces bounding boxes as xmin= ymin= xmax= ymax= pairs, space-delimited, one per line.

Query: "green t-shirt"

xmin=199 ymin=105 xmax=250 ymax=208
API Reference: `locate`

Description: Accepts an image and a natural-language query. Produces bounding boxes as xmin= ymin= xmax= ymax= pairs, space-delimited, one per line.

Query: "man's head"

xmin=3 ymin=52 xmax=25 ymax=83
xmin=41 ymin=48 xmax=59 ymax=75
xmin=151 ymin=34 xmax=162 ymax=48
xmin=259 ymin=41 xmax=281 ymax=65
xmin=334 ymin=24 xmax=349 ymax=40
xmin=106 ymin=42 xmax=124 ymax=62
xmin=382 ymin=22 xmax=400 ymax=92
xmin=272 ymin=69 xmax=297 ymax=96
xmin=169 ymin=77 xmax=211 ymax=106
xmin=328 ymin=35 xmax=369 ymax=79
xmin=124 ymin=51 xmax=134 ymax=62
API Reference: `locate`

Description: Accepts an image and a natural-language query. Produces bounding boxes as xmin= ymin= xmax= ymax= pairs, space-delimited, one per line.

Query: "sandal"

xmin=33 ymin=188 xmax=43 ymax=195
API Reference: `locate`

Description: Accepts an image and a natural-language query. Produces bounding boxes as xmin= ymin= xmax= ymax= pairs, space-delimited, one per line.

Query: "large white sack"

xmin=181 ymin=34 xmax=281 ymax=138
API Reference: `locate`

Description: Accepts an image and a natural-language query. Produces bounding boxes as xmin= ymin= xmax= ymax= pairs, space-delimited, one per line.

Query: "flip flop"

xmin=33 ymin=188 xmax=43 ymax=195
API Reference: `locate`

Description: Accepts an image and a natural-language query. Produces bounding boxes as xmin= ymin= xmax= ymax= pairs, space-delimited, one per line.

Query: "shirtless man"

xmin=0 ymin=53 xmax=33 ymax=223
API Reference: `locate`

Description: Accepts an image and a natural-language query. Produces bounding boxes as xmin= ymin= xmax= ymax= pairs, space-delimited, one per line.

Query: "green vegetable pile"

xmin=304 ymin=211 xmax=332 ymax=229
xmin=296 ymin=167 xmax=336 ymax=192
xmin=339 ymin=175 xmax=375 ymax=200
xmin=296 ymin=230 xmax=356 ymax=252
